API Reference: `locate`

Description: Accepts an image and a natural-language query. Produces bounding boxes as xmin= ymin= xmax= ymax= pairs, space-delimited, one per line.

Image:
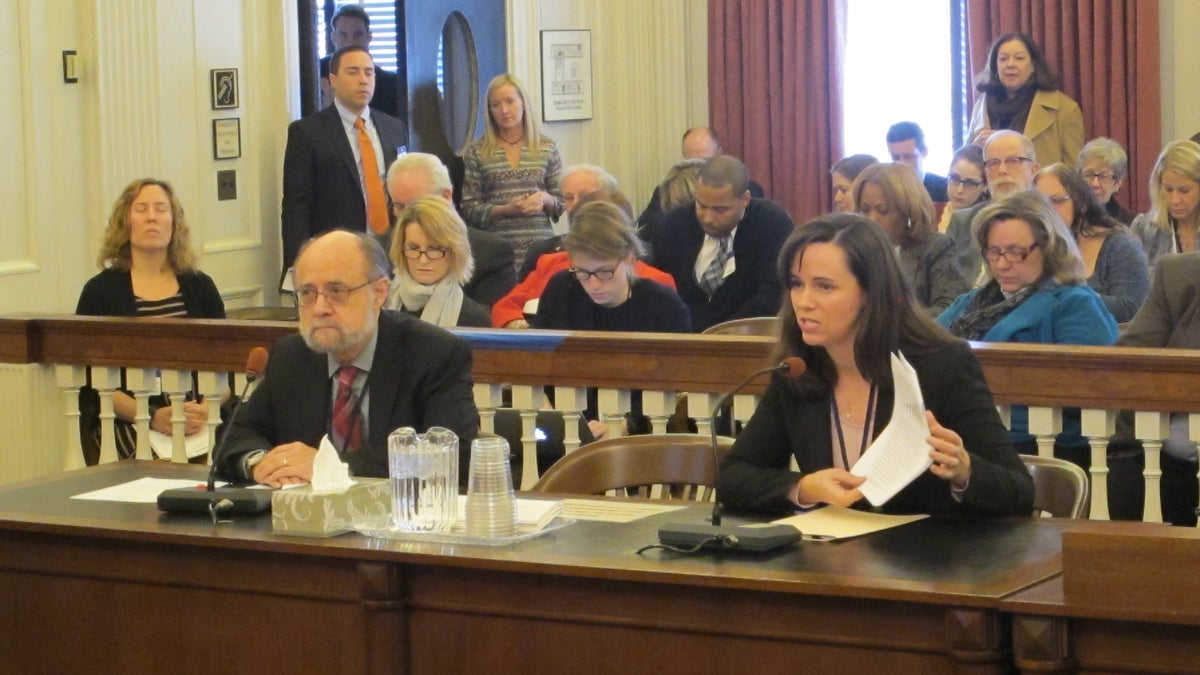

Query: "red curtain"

xmin=708 ymin=0 xmax=846 ymax=224
xmin=963 ymin=0 xmax=1161 ymax=213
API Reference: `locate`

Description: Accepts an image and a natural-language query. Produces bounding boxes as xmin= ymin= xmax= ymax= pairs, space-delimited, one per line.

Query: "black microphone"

xmin=656 ymin=357 xmax=807 ymax=553
xmin=158 ymin=347 xmax=273 ymax=520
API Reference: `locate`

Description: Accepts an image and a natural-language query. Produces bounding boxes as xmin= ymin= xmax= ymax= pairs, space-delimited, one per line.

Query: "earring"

xmin=906 ymin=218 xmax=913 ymax=230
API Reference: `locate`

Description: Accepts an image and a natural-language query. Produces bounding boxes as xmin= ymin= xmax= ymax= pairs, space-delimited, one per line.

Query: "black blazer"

xmin=280 ymin=105 xmax=407 ymax=269
xmin=220 ymin=310 xmax=479 ymax=481
xmin=464 ymin=227 xmax=517 ymax=307
xmin=718 ymin=343 xmax=1034 ymax=517
xmin=652 ymin=198 xmax=793 ymax=332
xmin=75 ymin=268 xmax=225 ymax=318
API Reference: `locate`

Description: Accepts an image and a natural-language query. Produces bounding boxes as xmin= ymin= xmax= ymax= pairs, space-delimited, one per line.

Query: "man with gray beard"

xmin=220 ymin=230 xmax=478 ymax=485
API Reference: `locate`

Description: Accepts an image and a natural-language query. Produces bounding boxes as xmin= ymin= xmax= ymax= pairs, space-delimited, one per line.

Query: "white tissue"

xmin=310 ymin=435 xmax=354 ymax=493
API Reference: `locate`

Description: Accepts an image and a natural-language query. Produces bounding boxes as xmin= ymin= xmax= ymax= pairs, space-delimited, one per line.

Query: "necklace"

xmin=498 ymin=132 xmax=525 ymax=147
xmin=831 ymin=384 xmax=878 ymax=470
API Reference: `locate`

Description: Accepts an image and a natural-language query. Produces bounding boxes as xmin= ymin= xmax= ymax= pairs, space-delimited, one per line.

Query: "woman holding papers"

xmin=718 ymin=213 xmax=1033 ymax=516
xmin=75 ymin=178 xmax=225 ymax=462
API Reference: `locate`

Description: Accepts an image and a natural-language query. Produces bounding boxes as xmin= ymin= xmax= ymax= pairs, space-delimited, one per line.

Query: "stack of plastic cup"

xmin=464 ymin=436 xmax=517 ymax=537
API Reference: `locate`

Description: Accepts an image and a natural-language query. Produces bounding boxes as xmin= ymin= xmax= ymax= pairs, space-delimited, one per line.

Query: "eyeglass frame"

xmin=981 ymin=243 xmax=1040 ymax=263
xmin=984 ymin=156 xmax=1034 ymax=171
xmin=401 ymin=246 xmax=449 ymax=260
xmin=1081 ymin=170 xmax=1118 ymax=184
xmin=947 ymin=174 xmax=985 ymax=189
xmin=293 ymin=279 xmax=377 ymax=307
xmin=569 ymin=266 xmax=619 ymax=282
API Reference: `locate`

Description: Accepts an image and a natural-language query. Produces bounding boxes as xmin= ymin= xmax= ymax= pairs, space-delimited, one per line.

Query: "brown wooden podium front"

xmin=0 ymin=462 xmax=1073 ymax=674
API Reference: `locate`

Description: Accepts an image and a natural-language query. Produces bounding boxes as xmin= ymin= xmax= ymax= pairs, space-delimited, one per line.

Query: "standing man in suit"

xmin=652 ymin=155 xmax=794 ymax=332
xmin=281 ymin=45 xmax=407 ymax=275
xmin=220 ymin=230 xmax=478 ymax=485
xmin=386 ymin=152 xmax=516 ymax=307
xmin=317 ymin=3 xmax=400 ymax=118
xmin=886 ymin=121 xmax=949 ymax=203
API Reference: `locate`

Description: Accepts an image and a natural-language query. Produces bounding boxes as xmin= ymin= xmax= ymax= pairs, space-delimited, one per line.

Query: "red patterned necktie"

xmin=355 ymin=117 xmax=389 ymax=234
xmin=331 ymin=365 xmax=363 ymax=452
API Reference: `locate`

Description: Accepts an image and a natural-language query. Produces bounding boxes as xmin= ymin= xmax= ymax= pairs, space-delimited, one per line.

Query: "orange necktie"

xmin=355 ymin=117 xmax=389 ymax=234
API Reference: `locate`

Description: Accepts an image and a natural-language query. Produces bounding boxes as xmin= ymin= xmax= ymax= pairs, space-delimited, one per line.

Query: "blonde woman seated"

xmin=385 ymin=196 xmax=491 ymax=327
xmin=851 ymin=163 xmax=970 ymax=314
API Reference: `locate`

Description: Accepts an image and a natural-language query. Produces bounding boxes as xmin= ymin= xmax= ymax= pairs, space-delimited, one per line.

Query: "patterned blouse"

xmin=461 ymin=136 xmax=564 ymax=267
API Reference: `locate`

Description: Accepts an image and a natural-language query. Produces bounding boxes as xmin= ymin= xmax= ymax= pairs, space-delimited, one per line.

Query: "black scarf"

xmin=986 ymin=82 xmax=1037 ymax=132
xmin=947 ymin=280 xmax=1036 ymax=341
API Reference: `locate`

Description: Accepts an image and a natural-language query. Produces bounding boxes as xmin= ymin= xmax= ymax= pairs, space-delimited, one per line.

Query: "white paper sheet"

xmin=71 ymin=477 xmax=232 ymax=503
xmin=851 ymin=352 xmax=934 ymax=506
xmin=773 ymin=505 xmax=927 ymax=541
xmin=148 ymin=429 xmax=210 ymax=460
xmin=559 ymin=498 xmax=686 ymax=523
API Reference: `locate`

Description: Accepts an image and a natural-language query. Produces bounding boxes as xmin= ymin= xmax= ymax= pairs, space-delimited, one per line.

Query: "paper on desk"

xmin=560 ymin=499 xmax=686 ymax=523
xmin=71 ymin=477 xmax=230 ymax=503
xmin=851 ymin=352 xmax=934 ymax=506
xmin=773 ymin=505 xmax=926 ymax=541
xmin=148 ymin=429 xmax=210 ymax=460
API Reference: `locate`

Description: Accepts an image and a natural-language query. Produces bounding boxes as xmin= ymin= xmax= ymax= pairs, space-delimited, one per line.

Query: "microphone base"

xmin=157 ymin=487 xmax=272 ymax=515
xmin=657 ymin=522 xmax=801 ymax=553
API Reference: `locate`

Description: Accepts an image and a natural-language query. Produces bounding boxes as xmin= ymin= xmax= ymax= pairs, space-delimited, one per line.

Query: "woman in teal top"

xmin=939 ymin=190 xmax=1117 ymax=456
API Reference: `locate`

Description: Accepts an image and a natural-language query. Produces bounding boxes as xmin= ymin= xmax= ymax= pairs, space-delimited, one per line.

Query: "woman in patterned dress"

xmin=461 ymin=74 xmax=564 ymax=267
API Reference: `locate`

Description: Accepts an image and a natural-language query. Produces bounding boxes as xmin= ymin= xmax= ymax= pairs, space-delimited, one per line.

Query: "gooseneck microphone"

xmin=653 ymin=357 xmax=807 ymax=553
xmin=158 ymin=347 xmax=273 ymax=521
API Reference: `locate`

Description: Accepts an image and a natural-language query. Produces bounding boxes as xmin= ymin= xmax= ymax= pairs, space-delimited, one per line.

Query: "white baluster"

xmin=473 ymin=383 xmax=503 ymax=436
xmin=642 ymin=390 xmax=675 ymax=435
xmin=196 ymin=371 xmax=226 ymax=465
xmin=1027 ymin=406 xmax=1060 ymax=458
xmin=596 ymin=388 xmax=630 ymax=440
xmin=554 ymin=386 xmax=586 ymax=455
xmin=1081 ymin=408 xmax=1114 ymax=520
xmin=732 ymin=393 xmax=758 ymax=436
xmin=1135 ymin=411 xmax=1169 ymax=523
xmin=56 ymin=365 xmax=87 ymax=471
xmin=689 ymin=392 xmax=717 ymax=437
xmin=511 ymin=385 xmax=544 ymax=490
xmin=125 ymin=368 xmax=157 ymax=460
xmin=160 ymin=369 xmax=191 ymax=463
xmin=92 ymin=367 xmax=122 ymax=464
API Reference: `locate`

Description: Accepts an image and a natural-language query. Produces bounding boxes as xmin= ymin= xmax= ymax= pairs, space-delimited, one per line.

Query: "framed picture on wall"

xmin=540 ymin=30 xmax=592 ymax=122
xmin=212 ymin=118 xmax=241 ymax=160
xmin=211 ymin=68 xmax=239 ymax=110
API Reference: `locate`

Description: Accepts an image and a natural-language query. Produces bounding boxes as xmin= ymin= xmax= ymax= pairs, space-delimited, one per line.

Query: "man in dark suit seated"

xmin=386 ymin=152 xmax=516 ymax=307
xmin=220 ymin=230 xmax=478 ymax=486
xmin=652 ymin=155 xmax=794 ymax=332
xmin=317 ymin=3 xmax=401 ymax=118
xmin=887 ymin=121 xmax=949 ymax=203
xmin=281 ymin=45 xmax=407 ymax=278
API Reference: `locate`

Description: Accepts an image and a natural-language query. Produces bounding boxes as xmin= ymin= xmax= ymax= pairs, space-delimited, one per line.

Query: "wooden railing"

xmin=2 ymin=315 xmax=1198 ymax=522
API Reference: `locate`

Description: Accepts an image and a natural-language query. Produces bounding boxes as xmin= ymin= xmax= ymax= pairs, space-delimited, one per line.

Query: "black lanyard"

xmin=831 ymin=384 xmax=877 ymax=470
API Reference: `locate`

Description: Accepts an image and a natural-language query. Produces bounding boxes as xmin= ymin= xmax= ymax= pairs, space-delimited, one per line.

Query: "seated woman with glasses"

xmin=532 ymin=200 xmax=690 ymax=332
xmin=850 ymin=163 xmax=969 ymax=314
xmin=382 ymin=196 xmax=490 ymax=327
xmin=937 ymin=145 xmax=988 ymax=232
xmin=1034 ymin=163 xmax=1149 ymax=322
xmin=938 ymin=191 xmax=1117 ymax=459
xmin=76 ymin=178 xmax=225 ymax=462
xmin=1077 ymin=137 xmax=1137 ymax=225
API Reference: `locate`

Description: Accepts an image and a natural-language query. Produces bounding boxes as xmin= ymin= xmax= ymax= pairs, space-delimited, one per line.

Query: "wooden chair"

xmin=701 ymin=316 xmax=780 ymax=337
xmin=530 ymin=433 xmax=734 ymax=501
xmin=1022 ymin=454 xmax=1090 ymax=519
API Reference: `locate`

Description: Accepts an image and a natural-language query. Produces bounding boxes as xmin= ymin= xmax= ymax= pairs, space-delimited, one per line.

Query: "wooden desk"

xmin=1003 ymin=521 xmax=1200 ymax=674
xmin=0 ymin=463 xmax=1070 ymax=674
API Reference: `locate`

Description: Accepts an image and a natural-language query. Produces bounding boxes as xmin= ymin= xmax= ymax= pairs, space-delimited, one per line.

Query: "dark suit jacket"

xmin=280 ymin=105 xmax=407 ymax=269
xmin=1119 ymin=252 xmax=1200 ymax=349
xmin=718 ymin=343 xmax=1034 ymax=517
xmin=652 ymin=198 xmax=793 ymax=332
xmin=638 ymin=179 xmax=766 ymax=254
xmin=464 ymin=227 xmax=516 ymax=307
xmin=219 ymin=310 xmax=478 ymax=481
xmin=923 ymin=172 xmax=949 ymax=203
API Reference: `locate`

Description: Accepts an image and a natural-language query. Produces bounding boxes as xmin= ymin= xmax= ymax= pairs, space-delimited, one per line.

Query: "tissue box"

xmin=271 ymin=478 xmax=390 ymax=538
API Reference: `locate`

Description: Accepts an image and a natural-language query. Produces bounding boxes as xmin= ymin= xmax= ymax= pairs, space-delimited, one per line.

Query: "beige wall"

xmin=0 ymin=1 xmax=1193 ymax=315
